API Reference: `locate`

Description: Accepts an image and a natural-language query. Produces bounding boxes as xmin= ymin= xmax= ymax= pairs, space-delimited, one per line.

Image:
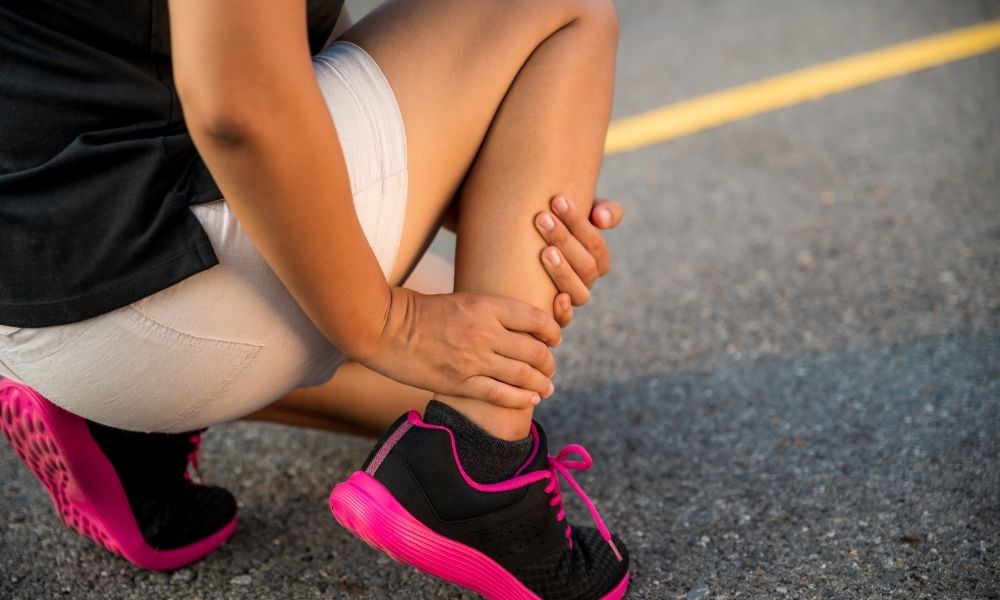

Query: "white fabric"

xmin=0 ymin=42 xmax=408 ymax=432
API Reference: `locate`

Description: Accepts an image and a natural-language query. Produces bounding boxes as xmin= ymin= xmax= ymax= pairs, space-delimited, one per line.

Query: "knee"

xmin=568 ymin=0 xmax=619 ymax=47
xmin=513 ymin=0 xmax=618 ymax=47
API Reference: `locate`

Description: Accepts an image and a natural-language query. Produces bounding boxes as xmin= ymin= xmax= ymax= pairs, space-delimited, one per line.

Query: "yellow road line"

xmin=605 ymin=19 xmax=1000 ymax=155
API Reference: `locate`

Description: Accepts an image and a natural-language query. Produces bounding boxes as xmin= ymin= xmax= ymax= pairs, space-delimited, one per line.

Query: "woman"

xmin=0 ymin=1 xmax=626 ymax=598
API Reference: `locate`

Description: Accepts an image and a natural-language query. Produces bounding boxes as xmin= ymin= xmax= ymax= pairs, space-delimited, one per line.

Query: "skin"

xmin=248 ymin=197 xmax=625 ymax=437
xmin=169 ymin=0 xmax=618 ymax=440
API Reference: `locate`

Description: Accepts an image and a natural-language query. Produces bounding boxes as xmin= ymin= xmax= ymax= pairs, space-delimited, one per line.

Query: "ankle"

xmin=431 ymin=394 xmax=532 ymax=440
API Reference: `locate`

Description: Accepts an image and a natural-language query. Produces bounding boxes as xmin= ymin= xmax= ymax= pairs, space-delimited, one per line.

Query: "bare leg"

xmin=245 ymin=361 xmax=431 ymax=436
xmin=430 ymin=9 xmax=617 ymax=439
xmin=340 ymin=0 xmax=618 ymax=440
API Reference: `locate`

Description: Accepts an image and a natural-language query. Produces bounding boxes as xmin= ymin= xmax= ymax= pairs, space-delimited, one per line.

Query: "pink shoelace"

xmin=185 ymin=432 xmax=203 ymax=483
xmin=544 ymin=444 xmax=623 ymax=562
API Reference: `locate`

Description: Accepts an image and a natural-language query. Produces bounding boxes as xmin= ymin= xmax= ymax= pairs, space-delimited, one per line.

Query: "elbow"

xmin=177 ymin=81 xmax=261 ymax=149
xmin=188 ymin=112 xmax=252 ymax=149
xmin=181 ymin=104 xmax=256 ymax=150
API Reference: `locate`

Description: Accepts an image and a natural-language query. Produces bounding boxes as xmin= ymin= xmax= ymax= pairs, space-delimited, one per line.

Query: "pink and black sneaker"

xmin=329 ymin=410 xmax=630 ymax=599
xmin=0 ymin=378 xmax=238 ymax=571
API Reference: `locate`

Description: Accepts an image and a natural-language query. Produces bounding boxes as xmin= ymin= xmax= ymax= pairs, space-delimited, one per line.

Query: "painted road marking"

xmin=605 ymin=19 xmax=1000 ymax=155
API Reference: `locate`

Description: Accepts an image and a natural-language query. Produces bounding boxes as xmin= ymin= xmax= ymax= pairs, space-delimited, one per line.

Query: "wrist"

xmin=349 ymin=286 xmax=412 ymax=365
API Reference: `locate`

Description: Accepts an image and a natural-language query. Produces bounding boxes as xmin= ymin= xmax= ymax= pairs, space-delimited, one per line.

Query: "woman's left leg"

xmin=326 ymin=6 xmax=629 ymax=599
xmin=338 ymin=0 xmax=617 ymax=441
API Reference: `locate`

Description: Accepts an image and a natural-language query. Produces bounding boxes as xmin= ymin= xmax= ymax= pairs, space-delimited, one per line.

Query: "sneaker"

xmin=0 ymin=378 xmax=238 ymax=571
xmin=329 ymin=410 xmax=630 ymax=599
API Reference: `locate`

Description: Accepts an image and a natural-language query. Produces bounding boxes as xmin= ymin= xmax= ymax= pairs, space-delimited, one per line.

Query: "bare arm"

xmin=169 ymin=0 xmax=389 ymax=358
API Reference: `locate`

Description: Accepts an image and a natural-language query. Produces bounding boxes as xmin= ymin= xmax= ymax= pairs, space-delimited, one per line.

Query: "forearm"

xmin=195 ymin=99 xmax=390 ymax=356
xmin=170 ymin=0 xmax=390 ymax=358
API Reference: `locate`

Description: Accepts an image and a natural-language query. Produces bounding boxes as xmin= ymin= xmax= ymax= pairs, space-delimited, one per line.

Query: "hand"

xmin=535 ymin=196 xmax=625 ymax=326
xmin=359 ymin=287 xmax=563 ymax=409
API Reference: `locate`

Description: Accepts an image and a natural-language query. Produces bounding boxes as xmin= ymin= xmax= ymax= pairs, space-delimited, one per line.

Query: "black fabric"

xmin=372 ymin=428 xmax=534 ymax=521
xmin=0 ymin=0 xmax=345 ymax=327
xmin=86 ymin=422 xmax=237 ymax=550
xmin=514 ymin=528 xmax=630 ymax=600
xmin=369 ymin=418 xmax=630 ymax=599
xmin=423 ymin=400 xmax=534 ymax=483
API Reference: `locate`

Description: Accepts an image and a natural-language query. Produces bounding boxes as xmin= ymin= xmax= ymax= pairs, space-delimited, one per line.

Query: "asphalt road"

xmin=2 ymin=1 xmax=998 ymax=598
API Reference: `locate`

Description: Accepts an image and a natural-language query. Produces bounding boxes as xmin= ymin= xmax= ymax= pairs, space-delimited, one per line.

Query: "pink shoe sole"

xmin=0 ymin=379 xmax=237 ymax=571
xmin=330 ymin=471 xmax=630 ymax=600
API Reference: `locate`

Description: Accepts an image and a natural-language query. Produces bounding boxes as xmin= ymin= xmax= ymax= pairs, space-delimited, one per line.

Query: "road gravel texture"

xmin=2 ymin=1 xmax=998 ymax=598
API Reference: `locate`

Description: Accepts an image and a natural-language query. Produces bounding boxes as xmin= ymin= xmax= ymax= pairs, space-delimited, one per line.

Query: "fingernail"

xmin=544 ymin=247 xmax=561 ymax=266
xmin=537 ymin=212 xmax=556 ymax=231
xmin=530 ymin=394 xmax=541 ymax=406
xmin=546 ymin=382 xmax=555 ymax=397
xmin=597 ymin=207 xmax=612 ymax=225
xmin=552 ymin=196 xmax=569 ymax=214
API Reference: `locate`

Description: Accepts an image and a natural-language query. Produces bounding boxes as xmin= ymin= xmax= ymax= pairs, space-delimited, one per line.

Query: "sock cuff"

xmin=423 ymin=400 xmax=533 ymax=482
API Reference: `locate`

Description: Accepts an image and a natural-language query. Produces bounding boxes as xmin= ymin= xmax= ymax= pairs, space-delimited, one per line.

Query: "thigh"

xmin=0 ymin=202 xmax=347 ymax=433
xmin=0 ymin=302 xmax=265 ymax=433
xmin=339 ymin=0 xmax=594 ymax=284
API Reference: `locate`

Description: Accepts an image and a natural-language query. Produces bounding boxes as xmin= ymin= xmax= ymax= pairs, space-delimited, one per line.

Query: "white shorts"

xmin=0 ymin=42 xmax=408 ymax=433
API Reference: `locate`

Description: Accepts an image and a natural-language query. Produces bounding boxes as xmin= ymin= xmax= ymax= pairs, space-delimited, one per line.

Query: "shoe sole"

xmin=330 ymin=471 xmax=630 ymax=600
xmin=0 ymin=379 xmax=237 ymax=571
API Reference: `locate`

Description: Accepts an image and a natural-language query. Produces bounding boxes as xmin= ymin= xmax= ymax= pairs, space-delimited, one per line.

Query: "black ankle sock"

xmin=423 ymin=400 xmax=533 ymax=483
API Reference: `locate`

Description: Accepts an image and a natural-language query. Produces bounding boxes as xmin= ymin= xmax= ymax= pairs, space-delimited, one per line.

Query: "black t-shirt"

xmin=0 ymin=0 xmax=344 ymax=327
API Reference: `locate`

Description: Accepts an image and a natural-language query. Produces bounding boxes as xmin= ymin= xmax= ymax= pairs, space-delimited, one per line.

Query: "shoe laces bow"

xmin=544 ymin=444 xmax=623 ymax=562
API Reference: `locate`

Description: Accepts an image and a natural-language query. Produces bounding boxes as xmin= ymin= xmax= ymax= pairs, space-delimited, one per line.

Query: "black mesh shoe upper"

xmin=515 ymin=527 xmax=630 ymax=600
xmin=365 ymin=418 xmax=629 ymax=600
xmin=86 ymin=422 xmax=237 ymax=550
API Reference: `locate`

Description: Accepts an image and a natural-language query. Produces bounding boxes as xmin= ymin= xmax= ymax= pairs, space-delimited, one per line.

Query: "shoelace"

xmin=184 ymin=432 xmax=203 ymax=483
xmin=544 ymin=444 xmax=623 ymax=562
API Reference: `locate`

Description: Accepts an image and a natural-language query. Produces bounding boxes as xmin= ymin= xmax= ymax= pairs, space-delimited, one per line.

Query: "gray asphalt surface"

xmin=3 ymin=1 xmax=999 ymax=598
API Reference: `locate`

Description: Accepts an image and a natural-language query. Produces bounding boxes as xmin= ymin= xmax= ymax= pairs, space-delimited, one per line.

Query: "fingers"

xmin=541 ymin=247 xmax=591 ymax=306
xmin=495 ymin=332 xmax=556 ymax=377
xmin=591 ymin=197 xmax=624 ymax=230
xmin=464 ymin=297 xmax=558 ymax=408
xmin=553 ymin=293 xmax=574 ymax=327
xmin=547 ymin=196 xmax=610 ymax=279
xmin=554 ymin=195 xmax=612 ymax=277
xmin=535 ymin=209 xmax=600 ymax=288
xmin=462 ymin=376 xmax=544 ymax=409
xmin=488 ymin=354 xmax=554 ymax=399
xmin=493 ymin=297 xmax=562 ymax=347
